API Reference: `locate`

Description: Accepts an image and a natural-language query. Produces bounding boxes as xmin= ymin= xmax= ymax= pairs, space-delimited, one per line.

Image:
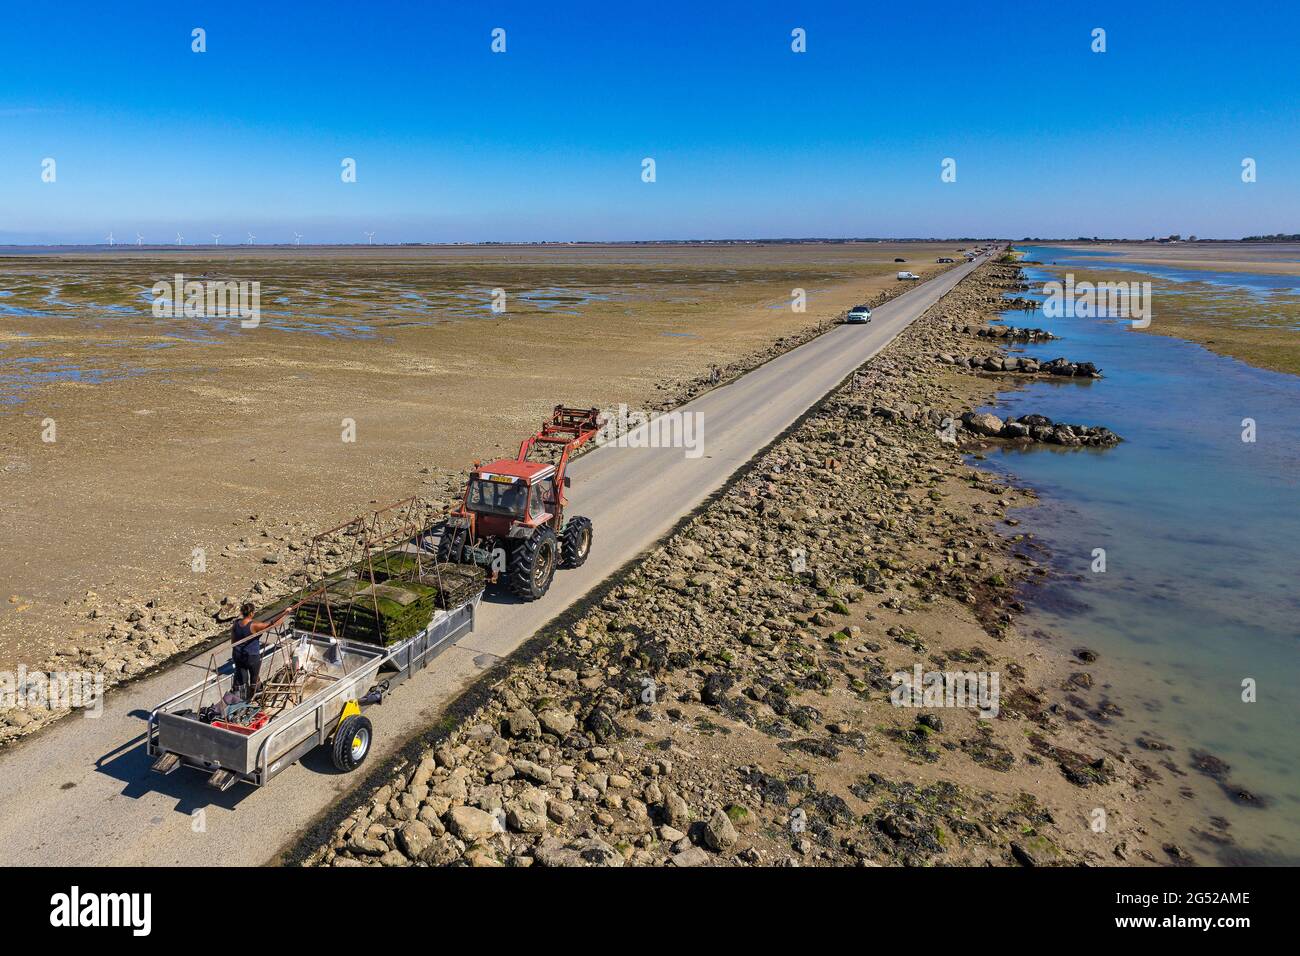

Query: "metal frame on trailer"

xmin=146 ymin=593 xmax=481 ymax=790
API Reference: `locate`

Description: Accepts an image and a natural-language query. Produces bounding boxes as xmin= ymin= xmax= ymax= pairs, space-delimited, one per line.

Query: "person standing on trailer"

xmin=231 ymin=602 xmax=288 ymax=698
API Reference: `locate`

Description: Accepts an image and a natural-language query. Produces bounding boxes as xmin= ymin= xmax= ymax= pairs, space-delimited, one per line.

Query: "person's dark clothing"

xmin=231 ymin=618 xmax=261 ymax=697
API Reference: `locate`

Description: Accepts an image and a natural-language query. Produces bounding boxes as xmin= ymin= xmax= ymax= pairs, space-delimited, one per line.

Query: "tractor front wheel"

xmin=508 ymin=527 xmax=558 ymax=600
xmin=437 ymin=526 xmax=467 ymax=563
xmin=561 ymin=516 xmax=593 ymax=568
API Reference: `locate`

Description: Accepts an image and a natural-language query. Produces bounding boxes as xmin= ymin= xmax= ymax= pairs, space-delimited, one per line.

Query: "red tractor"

xmin=438 ymin=406 xmax=599 ymax=600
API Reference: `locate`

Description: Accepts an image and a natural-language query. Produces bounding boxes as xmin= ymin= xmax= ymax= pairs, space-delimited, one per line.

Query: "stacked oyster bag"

xmin=292 ymin=551 xmax=486 ymax=645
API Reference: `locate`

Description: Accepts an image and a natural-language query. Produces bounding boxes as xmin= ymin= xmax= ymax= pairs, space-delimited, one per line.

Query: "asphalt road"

xmin=0 ymin=253 xmax=990 ymax=865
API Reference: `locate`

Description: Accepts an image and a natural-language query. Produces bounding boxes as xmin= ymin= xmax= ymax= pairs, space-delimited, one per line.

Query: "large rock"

xmin=960 ymin=412 xmax=1005 ymax=437
xmin=397 ymin=820 xmax=434 ymax=859
xmin=671 ymin=846 xmax=711 ymax=867
xmin=662 ymin=787 xmax=691 ymax=829
xmin=533 ymin=837 xmax=624 ymax=868
xmin=538 ymin=708 xmax=576 ymax=737
xmin=505 ymin=787 xmax=549 ymax=834
xmin=505 ymin=708 xmax=540 ymax=739
xmin=703 ymin=808 xmax=738 ymax=852
xmin=444 ymin=805 xmax=502 ymax=841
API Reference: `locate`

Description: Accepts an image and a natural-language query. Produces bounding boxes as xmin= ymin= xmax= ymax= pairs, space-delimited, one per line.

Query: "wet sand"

xmin=1049 ymin=241 xmax=1300 ymax=276
xmin=1028 ymin=243 xmax=1300 ymax=376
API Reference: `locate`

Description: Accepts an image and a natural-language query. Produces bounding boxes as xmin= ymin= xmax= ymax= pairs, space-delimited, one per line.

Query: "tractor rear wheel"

xmin=561 ymin=516 xmax=593 ymax=568
xmin=437 ymin=526 xmax=467 ymax=563
xmin=508 ymin=527 xmax=558 ymax=600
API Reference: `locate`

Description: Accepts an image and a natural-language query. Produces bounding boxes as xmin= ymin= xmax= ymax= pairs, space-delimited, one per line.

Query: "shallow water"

xmin=973 ymin=246 xmax=1300 ymax=863
xmin=1034 ymin=246 xmax=1300 ymax=297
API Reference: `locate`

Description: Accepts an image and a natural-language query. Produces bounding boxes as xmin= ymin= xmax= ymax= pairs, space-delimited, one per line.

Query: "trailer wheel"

xmin=560 ymin=516 xmax=593 ymax=568
xmin=508 ymin=527 xmax=557 ymax=600
xmin=437 ymin=526 xmax=467 ymax=563
xmin=332 ymin=715 xmax=373 ymax=772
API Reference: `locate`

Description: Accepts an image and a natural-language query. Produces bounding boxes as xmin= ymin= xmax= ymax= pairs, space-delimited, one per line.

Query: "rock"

xmin=1010 ymin=842 xmax=1038 ymax=867
xmin=347 ymin=833 xmax=387 ymax=856
xmin=397 ymin=820 xmax=434 ymax=859
xmin=417 ymin=834 xmax=464 ymax=867
xmin=533 ymin=837 xmax=624 ymax=868
xmin=585 ymin=706 xmax=617 ymax=742
xmin=547 ymin=800 xmax=576 ymax=824
xmin=538 ymin=708 xmax=576 ymax=737
xmin=917 ymin=713 xmax=944 ymax=732
xmin=512 ymin=759 xmax=553 ymax=785
xmin=505 ymin=801 xmax=548 ymax=834
xmin=410 ymin=754 xmax=436 ymax=790
xmin=505 ymin=708 xmax=540 ymax=739
xmin=1189 ymin=751 xmax=1230 ymax=780
xmin=662 ymin=788 xmax=691 ymax=829
xmin=671 ymin=846 xmax=711 ymax=867
xmin=3 ymin=710 xmax=34 ymax=729
xmin=961 ymin=412 xmax=1005 ymax=437
xmin=444 ymin=806 xmax=502 ymax=841
xmin=703 ymin=808 xmax=738 ymax=852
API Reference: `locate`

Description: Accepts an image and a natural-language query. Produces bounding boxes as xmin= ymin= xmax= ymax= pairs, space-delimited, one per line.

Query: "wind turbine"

xmin=105 ymin=231 xmax=115 ymax=247
xmin=212 ymin=233 xmax=222 ymax=246
xmin=136 ymin=232 xmax=144 ymax=247
xmin=246 ymin=231 xmax=256 ymax=246
xmin=293 ymin=231 xmax=302 ymax=246
xmin=364 ymin=231 xmax=375 ymax=245
xmin=176 ymin=232 xmax=184 ymax=246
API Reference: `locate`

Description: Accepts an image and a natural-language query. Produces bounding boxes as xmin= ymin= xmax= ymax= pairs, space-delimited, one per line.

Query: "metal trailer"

xmin=146 ymin=593 xmax=480 ymax=791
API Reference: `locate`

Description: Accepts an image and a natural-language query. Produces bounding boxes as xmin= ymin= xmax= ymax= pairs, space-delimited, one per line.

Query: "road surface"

xmin=0 ymin=254 xmax=990 ymax=865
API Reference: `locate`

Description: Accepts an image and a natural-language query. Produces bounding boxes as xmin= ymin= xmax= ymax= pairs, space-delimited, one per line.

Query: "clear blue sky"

xmin=2 ymin=0 xmax=1298 ymax=243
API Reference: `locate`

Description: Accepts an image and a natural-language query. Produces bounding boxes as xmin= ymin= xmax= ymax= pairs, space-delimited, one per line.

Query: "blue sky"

xmin=2 ymin=0 xmax=1298 ymax=243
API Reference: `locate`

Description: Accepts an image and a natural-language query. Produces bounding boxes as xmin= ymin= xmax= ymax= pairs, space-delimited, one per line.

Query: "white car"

xmin=845 ymin=305 xmax=872 ymax=324
xmin=897 ymin=271 xmax=920 ymax=281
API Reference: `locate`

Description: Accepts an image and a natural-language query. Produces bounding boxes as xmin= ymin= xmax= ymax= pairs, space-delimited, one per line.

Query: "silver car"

xmin=845 ymin=305 xmax=872 ymax=324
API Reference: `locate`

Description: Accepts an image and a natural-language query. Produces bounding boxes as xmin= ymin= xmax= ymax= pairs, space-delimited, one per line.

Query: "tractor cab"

xmin=464 ymin=459 xmax=560 ymax=537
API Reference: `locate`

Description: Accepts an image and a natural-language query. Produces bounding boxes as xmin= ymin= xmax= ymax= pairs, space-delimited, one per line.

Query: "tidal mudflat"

xmin=1036 ymin=242 xmax=1300 ymax=374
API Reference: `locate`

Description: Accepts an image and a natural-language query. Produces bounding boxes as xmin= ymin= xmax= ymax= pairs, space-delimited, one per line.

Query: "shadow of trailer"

xmin=146 ymin=595 xmax=479 ymax=791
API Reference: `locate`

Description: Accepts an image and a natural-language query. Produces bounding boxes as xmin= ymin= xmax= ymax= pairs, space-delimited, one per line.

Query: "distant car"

xmin=845 ymin=305 xmax=872 ymax=324
xmin=937 ymin=257 xmax=955 ymax=263
xmin=897 ymin=271 xmax=920 ymax=281
xmin=894 ymin=258 xmax=906 ymax=263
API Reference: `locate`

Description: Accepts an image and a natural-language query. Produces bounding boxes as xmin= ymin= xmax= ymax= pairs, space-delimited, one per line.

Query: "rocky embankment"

xmin=937 ymin=353 xmax=1102 ymax=379
xmin=958 ymin=412 xmax=1120 ymax=447
xmin=970 ymin=324 xmax=1056 ymax=342
xmin=305 ymin=262 xmax=1173 ymax=868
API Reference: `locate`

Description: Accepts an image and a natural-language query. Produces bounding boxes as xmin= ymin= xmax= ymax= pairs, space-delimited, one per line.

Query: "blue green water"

xmin=973 ymin=246 xmax=1300 ymax=864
